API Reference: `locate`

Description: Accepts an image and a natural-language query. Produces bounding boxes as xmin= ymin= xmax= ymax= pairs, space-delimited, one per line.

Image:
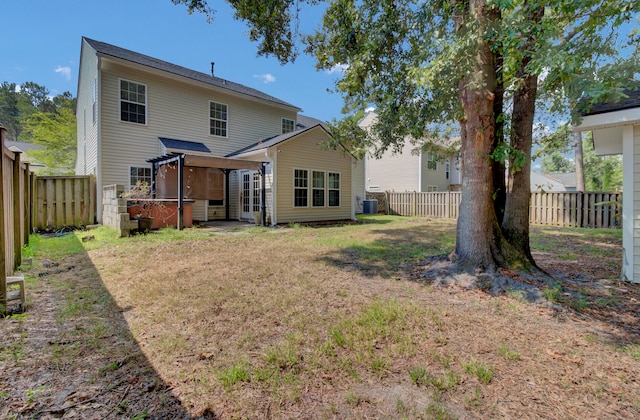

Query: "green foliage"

xmin=462 ymin=358 xmax=494 ymax=384
xmin=218 ymin=362 xmax=251 ymax=388
xmin=582 ymin=138 xmax=622 ymax=192
xmin=20 ymin=92 xmax=76 ymax=175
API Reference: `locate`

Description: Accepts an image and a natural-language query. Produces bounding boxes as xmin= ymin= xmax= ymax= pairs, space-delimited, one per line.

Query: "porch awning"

xmin=148 ymin=153 xmax=263 ymax=171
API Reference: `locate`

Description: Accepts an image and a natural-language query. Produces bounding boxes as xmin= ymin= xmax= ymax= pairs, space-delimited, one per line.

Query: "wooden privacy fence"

xmin=34 ymin=176 xmax=96 ymax=230
xmin=372 ymin=190 xmax=621 ymax=228
xmin=1 ymin=126 xmax=35 ymax=311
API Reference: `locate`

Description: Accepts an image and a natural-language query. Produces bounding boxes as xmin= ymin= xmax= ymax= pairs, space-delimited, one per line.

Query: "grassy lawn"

xmin=1 ymin=215 xmax=638 ymax=419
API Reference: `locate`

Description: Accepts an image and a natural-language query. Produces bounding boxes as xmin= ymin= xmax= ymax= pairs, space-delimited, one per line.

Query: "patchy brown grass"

xmin=1 ymin=216 xmax=639 ymax=419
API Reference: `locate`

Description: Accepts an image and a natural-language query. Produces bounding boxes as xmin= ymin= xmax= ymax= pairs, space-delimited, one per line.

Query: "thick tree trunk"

xmin=453 ymin=0 xmax=504 ymax=271
xmin=574 ymin=131 xmax=585 ymax=192
xmin=490 ymin=6 xmax=506 ymax=225
xmin=502 ymin=71 xmax=537 ymax=264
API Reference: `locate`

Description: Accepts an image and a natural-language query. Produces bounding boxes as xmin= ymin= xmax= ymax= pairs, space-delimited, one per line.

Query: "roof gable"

xmin=226 ymin=124 xmax=332 ymax=157
xmin=83 ymin=37 xmax=300 ymax=111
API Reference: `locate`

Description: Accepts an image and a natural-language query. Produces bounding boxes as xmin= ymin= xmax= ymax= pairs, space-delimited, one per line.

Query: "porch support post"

xmin=151 ymin=161 xmax=158 ymax=198
xmin=223 ymin=169 xmax=231 ymax=221
xmin=177 ymin=154 xmax=185 ymax=231
xmin=261 ymin=162 xmax=267 ymax=226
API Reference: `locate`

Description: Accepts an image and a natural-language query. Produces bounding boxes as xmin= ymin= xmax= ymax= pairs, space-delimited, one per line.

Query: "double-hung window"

xmin=294 ymin=169 xmax=308 ymax=207
xmin=312 ymin=171 xmax=325 ymax=207
xmin=445 ymin=159 xmax=450 ymax=180
xmin=282 ymin=118 xmax=295 ymax=134
xmin=210 ymin=101 xmax=228 ymax=137
xmin=328 ymin=172 xmax=340 ymax=207
xmin=120 ymin=79 xmax=146 ymax=124
xmin=426 ymin=152 xmax=437 ymax=170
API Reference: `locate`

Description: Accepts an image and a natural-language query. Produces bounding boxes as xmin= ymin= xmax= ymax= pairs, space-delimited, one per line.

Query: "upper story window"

xmin=282 ymin=118 xmax=295 ymax=134
xmin=120 ymin=79 xmax=146 ymax=124
xmin=210 ymin=101 xmax=228 ymax=137
xmin=426 ymin=152 xmax=437 ymax=171
xmin=445 ymin=159 xmax=450 ymax=180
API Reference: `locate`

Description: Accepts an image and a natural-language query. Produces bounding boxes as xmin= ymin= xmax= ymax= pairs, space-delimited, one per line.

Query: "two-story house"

xmin=357 ymin=111 xmax=461 ymax=193
xmin=76 ymin=37 xmax=356 ymax=225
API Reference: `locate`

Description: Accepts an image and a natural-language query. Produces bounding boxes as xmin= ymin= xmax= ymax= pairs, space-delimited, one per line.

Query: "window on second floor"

xmin=445 ymin=159 xmax=450 ymax=180
xmin=282 ymin=118 xmax=295 ymax=134
xmin=426 ymin=152 xmax=437 ymax=171
xmin=120 ymin=79 xmax=146 ymax=124
xmin=210 ymin=101 xmax=228 ymax=137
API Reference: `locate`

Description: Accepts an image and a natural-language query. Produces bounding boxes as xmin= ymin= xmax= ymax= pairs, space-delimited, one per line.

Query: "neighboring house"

xmin=574 ymin=89 xmax=640 ymax=283
xmin=76 ymin=37 xmax=356 ymax=224
xmin=357 ymin=111 xmax=461 ymax=193
xmin=530 ymin=171 xmax=577 ymax=192
xmin=5 ymin=141 xmax=47 ymax=171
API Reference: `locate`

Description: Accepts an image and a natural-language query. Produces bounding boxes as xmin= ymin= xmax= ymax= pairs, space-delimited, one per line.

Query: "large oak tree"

xmin=175 ymin=0 xmax=639 ymax=281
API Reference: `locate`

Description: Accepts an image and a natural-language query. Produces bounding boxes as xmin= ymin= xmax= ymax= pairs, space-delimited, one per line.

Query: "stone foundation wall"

xmin=102 ymin=185 xmax=136 ymax=237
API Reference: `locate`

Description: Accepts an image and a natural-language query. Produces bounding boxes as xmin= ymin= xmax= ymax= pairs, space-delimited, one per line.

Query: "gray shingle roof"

xmin=83 ymin=37 xmax=300 ymax=110
xmin=547 ymin=172 xmax=577 ymax=188
xmin=159 ymin=137 xmax=211 ymax=153
xmin=581 ymin=89 xmax=640 ymax=116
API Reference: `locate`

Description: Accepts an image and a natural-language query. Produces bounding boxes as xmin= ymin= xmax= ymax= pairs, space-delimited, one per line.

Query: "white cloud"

xmin=55 ymin=65 xmax=72 ymax=81
xmin=253 ymin=73 xmax=276 ymax=84
xmin=326 ymin=63 xmax=349 ymax=75
xmin=365 ymin=106 xmax=376 ymax=113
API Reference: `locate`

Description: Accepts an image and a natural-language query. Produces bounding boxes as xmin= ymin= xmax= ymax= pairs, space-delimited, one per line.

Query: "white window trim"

xmin=427 ymin=185 xmax=438 ymax=192
xmin=445 ymin=159 xmax=450 ymax=180
xmin=293 ymin=168 xmax=309 ymax=208
xmin=209 ymin=100 xmax=229 ymax=138
xmin=311 ymin=169 xmax=326 ymax=208
xmin=282 ymin=117 xmax=295 ymax=134
xmin=128 ymin=165 xmax=152 ymax=189
xmin=118 ymin=78 xmax=147 ymax=126
xmin=328 ymin=171 xmax=341 ymax=207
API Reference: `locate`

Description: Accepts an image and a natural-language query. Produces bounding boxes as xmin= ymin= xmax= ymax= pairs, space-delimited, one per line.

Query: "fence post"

xmin=384 ymin=190 xmax=390 ymax=215
xmin=412 ymin=191 xmax=417 ymax=216
xmin=13 ymin=152 xmax=21 ymax=269
xmin=23 ymin=163 xmax=30 ymax=246
xmin=446 ymin=191 xmax=451 ymax=218
xmin=0 ymin=126 xmax=7 ymax=312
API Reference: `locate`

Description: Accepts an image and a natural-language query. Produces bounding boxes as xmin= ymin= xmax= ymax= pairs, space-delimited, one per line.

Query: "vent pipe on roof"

xmin=211 ymin=62 xmax=215 ymax=76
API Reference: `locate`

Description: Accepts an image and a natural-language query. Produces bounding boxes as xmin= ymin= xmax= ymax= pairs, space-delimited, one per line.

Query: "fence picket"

xmin=370 ymin=190 xmax=621 ymax=228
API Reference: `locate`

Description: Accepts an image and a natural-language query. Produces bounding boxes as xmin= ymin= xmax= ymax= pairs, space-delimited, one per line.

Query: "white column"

xmin=622 ymin=125 xmax=635 ymax=282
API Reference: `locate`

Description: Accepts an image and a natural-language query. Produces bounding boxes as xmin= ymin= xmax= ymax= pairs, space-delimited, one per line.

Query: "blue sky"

xmin=1 ymin=0 xmax=345 ymax=122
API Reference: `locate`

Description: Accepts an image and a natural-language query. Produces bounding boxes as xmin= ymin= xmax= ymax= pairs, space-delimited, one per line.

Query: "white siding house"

xmin=76 ymin=37 xmax=355 ymax=225
xmin=574 ymin=89 xmax=640 ymax=283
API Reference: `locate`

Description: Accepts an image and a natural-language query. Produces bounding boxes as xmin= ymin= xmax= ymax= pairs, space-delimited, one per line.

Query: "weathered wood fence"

xmin=1 ymin=125 xmax=97 ymax=312
xmin=368 ymin=190 xmax=621 ymax=228
xmin=1 ymin=126 xmax=35 ymax=311
xmin=34 ymin=176 xmax=96 ymax=230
